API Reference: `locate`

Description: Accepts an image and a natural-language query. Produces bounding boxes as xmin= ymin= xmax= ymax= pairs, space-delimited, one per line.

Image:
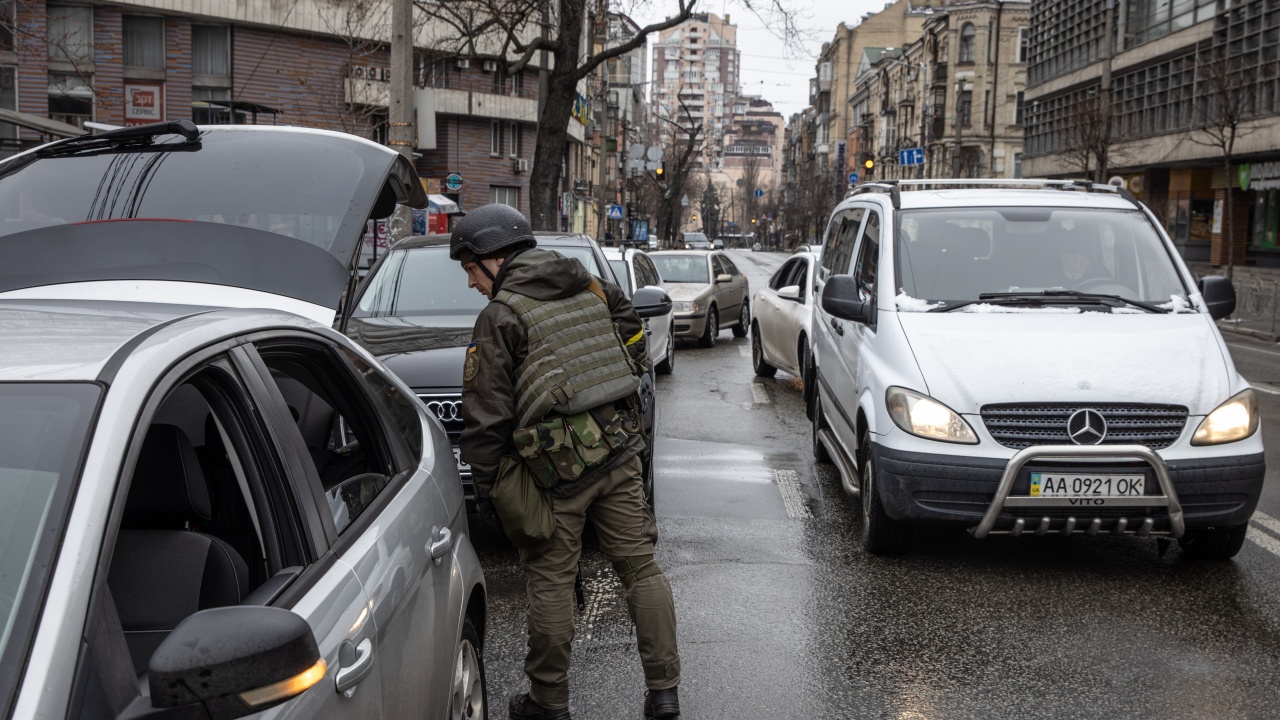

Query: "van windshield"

xmin=895 ymin=207 xmax=1189 ymax=306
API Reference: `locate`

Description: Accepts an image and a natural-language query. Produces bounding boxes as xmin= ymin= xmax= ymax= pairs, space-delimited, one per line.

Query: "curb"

xmin=1218 ymin=321 xmax=1280 ymax=343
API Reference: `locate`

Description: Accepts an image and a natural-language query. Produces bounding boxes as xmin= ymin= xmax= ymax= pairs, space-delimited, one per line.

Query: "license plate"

xmin=1030 ymin=473 xmax=1144 ymax=497
xmin=453 ymin=447 xmax=471 ymax=473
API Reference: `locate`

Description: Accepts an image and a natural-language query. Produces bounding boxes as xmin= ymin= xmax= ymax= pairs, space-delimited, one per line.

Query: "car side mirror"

xmin=821 ymin=275 xmax=873 ymax=324
xmin=777 ymin=285 xmax=802 ymax=301
xmin=632 ymin=286 xmax=672 ymax=319
xmin=148 ymin=606 xmax=325 ymax=720
xmin=715 ymin=273 xmax=733 ymax=284
xmin=1198 ymin=275 xmax=1236 ymax=320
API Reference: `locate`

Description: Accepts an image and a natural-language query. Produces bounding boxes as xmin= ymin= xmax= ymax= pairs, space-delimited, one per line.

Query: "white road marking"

xmin=1251 ymin=510 xmax=1280 ymax=537
xmin=774 ymin=469 xmax=813 ymax=519
xmin=1226 ymin=341 xmax=1280 ymax=359
xmin=1249 ymin=526 xmax=1280 ymax=559
xmin=751 ymin=383 xmax=770 ymax=404
xmin=739 ymin=345 xmax=750 ymax=357
xmin=1251 ymin=382 xmax=1280 ymax=395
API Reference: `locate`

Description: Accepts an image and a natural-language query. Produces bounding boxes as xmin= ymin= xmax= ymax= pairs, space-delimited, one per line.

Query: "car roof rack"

xmin=844 ymin=178 xmax=1143 ymax=212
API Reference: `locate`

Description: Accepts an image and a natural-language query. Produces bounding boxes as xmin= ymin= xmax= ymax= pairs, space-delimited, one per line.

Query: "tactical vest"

xmin=493 ymin=284 xmax=641 ymax=428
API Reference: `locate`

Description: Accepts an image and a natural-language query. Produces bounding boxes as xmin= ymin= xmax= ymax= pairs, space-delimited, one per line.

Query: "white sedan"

xmin=751 ymin=251 xmax=818 ymax=381
xmin=603 ymin=246 xmax=676 ymax=375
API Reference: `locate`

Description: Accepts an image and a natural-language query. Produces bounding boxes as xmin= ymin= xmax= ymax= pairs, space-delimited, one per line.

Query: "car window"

xmin=0 ymin=382 xmax=99 ymax=709
xmin=254 ymin=341 xmax=401 ymax=536
xmin=339 ymin=347 xmax=423 ymax=460
xmin=854 ymin=211 xmax=881 ymax=301
xmin=722 ymin=257 xmax=741 ymax=276
xmin=636 ymin=255 xmax=660 ymax=287
xmin=785 ymin=260 xmax=808 ymax=298
xmin=608 ymin=259 xmax=632 ymax=295
xmin=711 ymin=255 xmax=727 ymax=277
xmin=354 ymin=246 xmax=487 ymax=318
xmin=770 ymin=260 xmax=796 ymax=290
xmin=544 ymin=245 xmax=606 ymax=279
xmin=821 ymin=208 xmax=865 ymax=278
xmin=651 ymin=254 xmax=709 ymax=283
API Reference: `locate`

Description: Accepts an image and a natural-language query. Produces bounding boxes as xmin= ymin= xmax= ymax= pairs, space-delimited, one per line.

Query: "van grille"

xmin=980 ymin=403 xmax=1188 ymax=450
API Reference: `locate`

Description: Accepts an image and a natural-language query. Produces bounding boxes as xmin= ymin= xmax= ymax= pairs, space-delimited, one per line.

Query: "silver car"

xmin=751 ymin=250 xmax=818 ymax=381
xmin=650 ymin=250 xmax=750 ymax=348
xmin=0 ymin=122 xmax=487 ymax=719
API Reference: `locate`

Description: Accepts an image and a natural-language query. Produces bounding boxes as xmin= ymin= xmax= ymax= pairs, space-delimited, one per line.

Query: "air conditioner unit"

xmin=482 ymin=60 xmax=498 ymax=73
xmin=513 ymin=158 xmax=529 ymax=173
xmin=351 ymin=66 xmax=367 ymax=79
xmin=455 ymin=58 xmax=470 ymax=69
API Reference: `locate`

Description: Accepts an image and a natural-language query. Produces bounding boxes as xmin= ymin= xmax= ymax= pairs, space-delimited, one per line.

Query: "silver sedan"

xmin=650 ymin=250 xmax=751 ymax=348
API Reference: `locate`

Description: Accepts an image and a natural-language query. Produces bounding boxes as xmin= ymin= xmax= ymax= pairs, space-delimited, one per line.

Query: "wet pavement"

xmin=472 ymin=250 xmax=1280 ymax=719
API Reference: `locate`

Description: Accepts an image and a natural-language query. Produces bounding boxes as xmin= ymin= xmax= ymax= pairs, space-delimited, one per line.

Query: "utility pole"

xmin=1099 ymin=0 xmax=1116 ymax=183
xmin=388 ymin=0 xmax=415 ymax=240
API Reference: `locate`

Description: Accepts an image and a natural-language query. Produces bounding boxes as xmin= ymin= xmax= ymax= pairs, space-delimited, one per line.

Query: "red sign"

xmin=124 ymin=83 xmax=164 ymax=126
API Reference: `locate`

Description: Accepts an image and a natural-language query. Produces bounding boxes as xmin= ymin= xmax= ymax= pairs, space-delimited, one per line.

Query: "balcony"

xmin=932 ymin=62 xmax=947 ymax=86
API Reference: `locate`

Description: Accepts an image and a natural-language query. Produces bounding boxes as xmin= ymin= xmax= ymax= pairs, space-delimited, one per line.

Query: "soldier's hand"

xmin=474 ymin=496 xmax=502 ymax=533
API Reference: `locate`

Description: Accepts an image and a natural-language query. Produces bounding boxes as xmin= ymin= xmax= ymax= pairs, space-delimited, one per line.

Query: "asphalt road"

xmin=472 ymin=250 xmax=1280 ymax=719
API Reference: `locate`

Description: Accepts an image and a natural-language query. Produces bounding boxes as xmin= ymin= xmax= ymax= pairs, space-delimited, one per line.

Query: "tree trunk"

xmin=1225 ymin=156 xmax=1235 ymax=280
xmin=528 ymin=0 xmax=586 ymax=230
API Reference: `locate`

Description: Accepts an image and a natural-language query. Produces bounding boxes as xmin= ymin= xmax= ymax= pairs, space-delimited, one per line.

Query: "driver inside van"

xmin=1055 ymin=226 xmax=1107 ymax=287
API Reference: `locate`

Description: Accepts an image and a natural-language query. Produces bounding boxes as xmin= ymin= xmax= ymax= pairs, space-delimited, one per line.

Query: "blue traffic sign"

xmin=606 ymin=204 xmax=625 ymax=220
xmin=445 ymin=173 xmax=464 ymax=191
xmin=754 ymin=188 xmax=764 ymax=198
xmin=898 ymin=148 xmax=924 ymax=167
xmin=847 ymin=172 xmax=859 ymax=184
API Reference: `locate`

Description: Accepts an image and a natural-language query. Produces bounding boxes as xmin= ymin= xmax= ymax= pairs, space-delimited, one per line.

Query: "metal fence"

xmin=1228 ymin=276 xmax=1280 ymax=334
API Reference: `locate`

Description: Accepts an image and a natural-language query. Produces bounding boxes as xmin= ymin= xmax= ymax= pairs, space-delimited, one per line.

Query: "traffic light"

xmin=864 ymin=159 xmax=875 ymax=171
xmin=655 ymin=162 xmax=665 ymax=177
xmin=751 ymin=218 xmax=757 ymax=224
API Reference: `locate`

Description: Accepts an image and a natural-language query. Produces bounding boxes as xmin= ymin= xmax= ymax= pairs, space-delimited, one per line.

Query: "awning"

xmin=0 ymin=108 xmax=86 ymax=138
xmin=428 ymin=194 xmax=464 ymax=215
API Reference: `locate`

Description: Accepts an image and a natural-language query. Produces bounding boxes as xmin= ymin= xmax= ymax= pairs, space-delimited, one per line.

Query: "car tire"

xmin=699 ymin=307 xmax=719 ymax=348
xmin=751 ymin=323 xmax=777 ymax=378
xmin=803 ymin=343 xmax=817 ymax=422
xmin=732 ymin=302 xmax=749 ymax=338
xmin=1178 ymin=523 xmax=1249 ymax=560
xmin=655 ymin=324 xmax=675 ymax=375
xmin=450 ymin=616 xmax=488 ymax=720
xmin=860 ymin=446 xmax=904 ymax=556
xmin=812 ymin=392 xmax=832 ymax=464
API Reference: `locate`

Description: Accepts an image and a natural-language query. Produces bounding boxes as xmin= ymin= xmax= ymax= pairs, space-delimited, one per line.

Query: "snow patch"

xmin=1159 ymin=294 xmax=1194 ymax=313
xmin=958 ymin=304 xmax=1083 ymax=314
xmin=896 ymin=292 xmax=943 ymax=312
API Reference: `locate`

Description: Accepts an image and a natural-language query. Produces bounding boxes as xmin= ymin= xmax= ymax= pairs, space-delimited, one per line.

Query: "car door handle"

xmin=429 ymin=526 xmax=453 ymax=563
xmin=831 ymin=318 xmax=844 ymax=336
xmin=335 ymin=638 xmax=374 ymax=694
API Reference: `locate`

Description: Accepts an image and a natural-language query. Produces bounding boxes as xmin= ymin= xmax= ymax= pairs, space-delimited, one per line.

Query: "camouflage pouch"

xmin=513 ymin=425 xmax=557 ymax=489
xmin=491 ymin=455 xmax=555 ymax=547
xmin=565 ymin=410 xmax=612 ymax=468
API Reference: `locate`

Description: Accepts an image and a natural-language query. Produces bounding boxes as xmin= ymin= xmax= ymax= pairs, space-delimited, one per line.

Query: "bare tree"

xmin=737 ymin=149 xmax=762 ymax=229
xmin=1058 ymin=92 xmax=1112 ymax=181
xmin=4 ymin=2 xmax=110 ymax=122
xmin=649 ymin=94 xmax=705 ymax=246
xmin=1192 ymin=52 xmax=1257 ymax=279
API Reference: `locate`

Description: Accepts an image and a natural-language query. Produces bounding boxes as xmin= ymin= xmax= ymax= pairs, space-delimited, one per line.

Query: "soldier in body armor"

xmin=452 ymin=204 xmax=682 ymax=720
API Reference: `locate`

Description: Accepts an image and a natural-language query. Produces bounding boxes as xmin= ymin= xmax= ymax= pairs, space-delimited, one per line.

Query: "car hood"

xmin=895 ymin=312 xmax=1230 ymax=415
xmin=346 ymin=314 xmax=476 ymax=389
xmin=664 ymin=283 xmax=711 ymax=302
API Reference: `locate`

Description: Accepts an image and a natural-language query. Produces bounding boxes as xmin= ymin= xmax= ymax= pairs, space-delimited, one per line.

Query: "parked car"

xmin=751 ymin=250 xmax=818 ymax=380
xmin=752 ymin=242 xmax=763 ymax=252
xmin=650 ymin=250 xmax=750 ymax=348
xmin=604 ymin=246 xmax=677 ymax=374
xmin=712 ymin=237 xmax=726 ymax=250
xmin=683 ymin=231 xmax=712 ymax=250
xmin=810 ymin=179 xmax=1261 ymax=558
xmin=0 ymin=121 xmax=487 ymax=719
xmin=346 ymin=231 xmax=666 ymax=507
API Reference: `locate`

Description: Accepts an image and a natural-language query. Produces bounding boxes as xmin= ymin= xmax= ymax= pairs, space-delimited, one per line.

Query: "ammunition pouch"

xmin=512 ymin=405 xmax=632 ymax=488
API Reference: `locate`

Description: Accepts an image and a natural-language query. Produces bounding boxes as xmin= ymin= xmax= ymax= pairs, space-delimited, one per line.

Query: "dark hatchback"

xmin=342 ymin=232 xmax=660 ymax=506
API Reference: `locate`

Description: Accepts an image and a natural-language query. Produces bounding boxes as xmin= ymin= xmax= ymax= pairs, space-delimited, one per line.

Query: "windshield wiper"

xmin=980 ymin=290 xmax=1170 ymax=314
xmin=35 ymin=119 xmax=201 ymax=159
xmin=927 ymin=296 xmax=1060 ymax=313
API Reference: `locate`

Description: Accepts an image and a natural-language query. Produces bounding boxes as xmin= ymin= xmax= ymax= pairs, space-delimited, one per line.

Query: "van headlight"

xmin=1192 ymin=389 xmax=1259 ymax=446
xmin=886 ymin=387 xmax=978 ymax=444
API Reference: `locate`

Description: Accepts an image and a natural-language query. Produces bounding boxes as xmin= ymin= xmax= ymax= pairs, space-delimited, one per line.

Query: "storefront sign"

xmin=124 ymin=83 xmax=164 ymax=126
xmin=1212 ymin=199 xmax=1223 ymax=234
xmin=1246 ymin=161 xmax=1280 ymax=191
xmin=423 ymin=178 xmax=441 ymax=194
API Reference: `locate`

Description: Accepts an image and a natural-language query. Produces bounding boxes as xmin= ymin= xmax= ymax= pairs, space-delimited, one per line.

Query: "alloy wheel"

xmin=450 ymin=636 xmax=485 ymax=720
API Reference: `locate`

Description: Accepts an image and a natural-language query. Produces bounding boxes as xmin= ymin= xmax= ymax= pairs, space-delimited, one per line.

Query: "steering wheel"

xmin=1073 ymin=277 xmax=1136 ymax=295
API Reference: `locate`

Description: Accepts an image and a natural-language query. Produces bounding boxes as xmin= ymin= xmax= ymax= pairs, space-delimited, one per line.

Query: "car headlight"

xmin=672 ymin=301 xmax=699 ymax=313
xmin=1192 ymin=389 xmax=1259 ymax=446
xmin=886 ymin=387 xmax=978 ymax=444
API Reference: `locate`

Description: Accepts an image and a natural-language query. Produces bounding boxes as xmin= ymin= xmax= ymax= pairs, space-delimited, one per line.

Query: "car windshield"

xmin=608 ymin=259 xmax=632 ymax=295
xmin=652 ymin=254 xmax=709 ymax=284
xmin=354 ymin=246 xmax=488 ymax=317
xmin=683 ymin=232 xmax=708 ymax=244
xmin=0 ymin=383 xmax=100 ymax=710
xmin=896 ymin=207 xmax=1188 ymax=305
xmin=0 ymin=131 xmax=377 ymax=263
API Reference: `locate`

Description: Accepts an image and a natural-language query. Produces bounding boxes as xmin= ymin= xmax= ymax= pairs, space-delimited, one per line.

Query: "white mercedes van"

xmin=808 ymin=179 xmax=1261 ymax=559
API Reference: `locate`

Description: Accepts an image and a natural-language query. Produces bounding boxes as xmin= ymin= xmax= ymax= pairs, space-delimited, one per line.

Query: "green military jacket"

xmin=460 ymin=248 xmax=648 ymax=499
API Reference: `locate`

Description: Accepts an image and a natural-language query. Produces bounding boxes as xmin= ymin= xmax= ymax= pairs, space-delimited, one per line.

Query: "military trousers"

xmin=517 ymin=455 xmax=681 ymax=709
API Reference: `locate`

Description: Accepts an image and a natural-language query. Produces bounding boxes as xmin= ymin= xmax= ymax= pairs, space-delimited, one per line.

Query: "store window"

xmin=124 ymin=16 xmax=164 ymax=70
xmin=193 ymin=25 xmax=230 ymax=124
xmin=490 ymin=186 xmax=519 ymax=208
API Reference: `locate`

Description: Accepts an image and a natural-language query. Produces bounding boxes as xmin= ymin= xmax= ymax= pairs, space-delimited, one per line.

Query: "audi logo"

xmin=425 ymin=399 xmax=464 ymax=422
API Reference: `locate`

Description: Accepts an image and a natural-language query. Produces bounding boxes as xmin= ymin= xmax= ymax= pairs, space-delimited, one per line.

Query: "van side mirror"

xmin=632 ymin=286 xmax=673 ymax=319
xmin=148 ymin=606 xmax=325 ymax=720
xmin=1199 ymin=275 xmax=1236 ymax=320
xmin=821 ymin=275 xmax=873 ymax=324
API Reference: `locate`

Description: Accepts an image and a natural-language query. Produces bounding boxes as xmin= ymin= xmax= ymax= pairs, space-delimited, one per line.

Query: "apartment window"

xmin=490 ymin=121 xmax=502 ymax=155
xmin=508 ymin=122 xmax=522 ymax=158
xmin=1015 ymin=91 xmax=1025 ymax=125
xmin=983 ymin=90 xmax=990 ymax=127
xmin=1018 ymin=27 xmax=1028 ymax=63
xmin=490 ymin=186 xmax=519 ymax=208
xmin=958 ymin=23 xmax=976 ymax=63
xmin=193 ymin=25 xmax=230 ymax=79
xmin=1013 ymin=152 xmax=1023 ymax=178
xmin=957 ymin=89 xmax=972 ymax=127
xmin=47 ymin=5 xmax=92 ymax=64
xmin=124 ymin=16 xmax=164 ymax=70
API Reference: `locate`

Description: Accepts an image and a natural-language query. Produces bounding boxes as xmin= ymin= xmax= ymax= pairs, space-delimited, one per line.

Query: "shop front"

xmin=1245 ymin=161 xmax=1280 ymax=264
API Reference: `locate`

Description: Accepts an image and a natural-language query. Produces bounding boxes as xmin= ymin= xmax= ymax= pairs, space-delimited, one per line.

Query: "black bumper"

xmin=872 ymin=444 xmax=1265 ymax=530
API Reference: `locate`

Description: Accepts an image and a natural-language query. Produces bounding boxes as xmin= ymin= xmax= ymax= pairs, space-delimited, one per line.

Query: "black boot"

xmin=509 ymin=693 xmax=571 ymax=720
xmin=644 ymin=687 xmax=680 ymax=719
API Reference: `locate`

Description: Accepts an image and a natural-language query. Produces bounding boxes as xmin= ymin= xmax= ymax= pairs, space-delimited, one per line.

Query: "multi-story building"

xmin=598 ymin=12 xmax=649 ymax=240
xmin=714 ymin=95 xmax=785 ymax=229
xmin=1024 ymin=0 xmax=1280 ymax=266
xmin=850 ymin=0 xmax=1030 ymax=182
xmin=650 ymin=12 xmax=739 ymax=170
xmin=0 ymin=0 xmax=609 ymax=227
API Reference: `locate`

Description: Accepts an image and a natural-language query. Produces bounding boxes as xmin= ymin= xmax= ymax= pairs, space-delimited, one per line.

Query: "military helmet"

xmin=449 ymin=203 xmax=537 ymax=262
